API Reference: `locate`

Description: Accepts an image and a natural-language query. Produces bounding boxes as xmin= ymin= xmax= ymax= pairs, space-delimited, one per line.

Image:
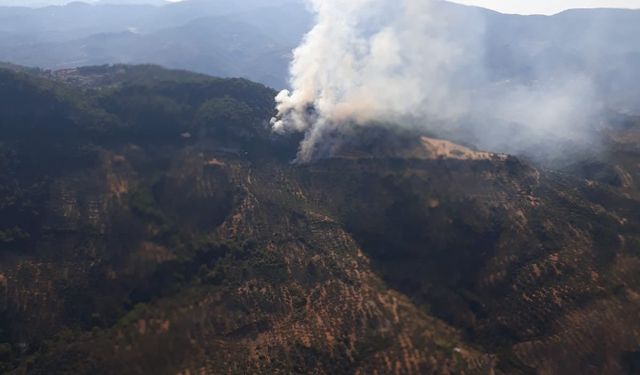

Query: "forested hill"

xmin=0 ymin=64 xmax=278 ymax=148
xmin=1 ymin=64 xmax=640 ymax=374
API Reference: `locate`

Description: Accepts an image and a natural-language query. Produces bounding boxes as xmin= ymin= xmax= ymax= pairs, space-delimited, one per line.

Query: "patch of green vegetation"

xmin=433 ymin=336 xmax=455 ymax=356
xmin=115 ymin=303 xmax=149 ymax=329
xmin=126 ymin=184 xmax=181 ymax=245
xmin=354 ymin=331 xmax=393 ymax=361
xmin=201 ymin=241 xmax=252 ymax=285
xmin=496 ymin=347 xmax=537 ymax=375
xmin=250 ymin=249 xmax=289 ymax=284
xmin=195 ymin=96 xmax=254 ymax=128
xmin=0 ymin=342 xmax=13 ymax=372
xmin=0 ymin=226 xmax=30 ymax=243
xmin=128 ymin=187 xmax=166 ymax=224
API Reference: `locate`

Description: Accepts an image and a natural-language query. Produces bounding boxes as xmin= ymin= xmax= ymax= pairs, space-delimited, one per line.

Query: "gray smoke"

xmin=272 ymin=0 xmax=602 ymax=162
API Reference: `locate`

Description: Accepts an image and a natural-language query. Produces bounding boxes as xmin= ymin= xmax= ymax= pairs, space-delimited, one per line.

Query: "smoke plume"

xmin=272 ymin=0 xmax=602 ymax=162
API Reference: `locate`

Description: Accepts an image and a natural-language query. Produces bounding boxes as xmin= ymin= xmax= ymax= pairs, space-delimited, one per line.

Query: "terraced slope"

xmin=297 ymin=155 xmax=640 ymax=374
xmin=0 ymin=65 xmax=639 ymax=374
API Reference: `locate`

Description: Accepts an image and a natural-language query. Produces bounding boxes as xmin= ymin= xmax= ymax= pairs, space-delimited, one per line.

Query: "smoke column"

xmin=272 ymin=0 xmax=600 ymax=162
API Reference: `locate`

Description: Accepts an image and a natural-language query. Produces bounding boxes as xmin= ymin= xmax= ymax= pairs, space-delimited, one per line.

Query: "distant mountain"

xmin=0 ymin=0 xmax=305 ymax=42
xmin=482 ymin=7 xmax=640 ymax=113
xmin=0 ymin=0 xmax=311 ymax=88
xmin=0 ymin=1 xmax=638 ymax=100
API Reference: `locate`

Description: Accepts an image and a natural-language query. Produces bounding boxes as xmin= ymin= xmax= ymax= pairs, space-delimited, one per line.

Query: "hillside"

xmin=0 ymin=65 xmax=639 ymax=374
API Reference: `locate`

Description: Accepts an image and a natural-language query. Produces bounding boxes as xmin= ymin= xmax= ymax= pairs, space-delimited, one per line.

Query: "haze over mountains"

xmin=0 ymin=0 xmax=312 ymax=88
xmin=0 ymin=0 xmax=639 ymax=111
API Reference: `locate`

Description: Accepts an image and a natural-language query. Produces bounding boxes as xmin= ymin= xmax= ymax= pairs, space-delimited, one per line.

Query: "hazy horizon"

xmin=2 ymin=0 xmax=640 ymax=15
xmin=0 ymin=0 xmax=173 ymax=7
xmin=451 ymin=0 xmax=640 ymax=15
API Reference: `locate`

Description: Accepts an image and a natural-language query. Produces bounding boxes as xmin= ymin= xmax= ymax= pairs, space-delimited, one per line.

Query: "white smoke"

xmin=272 ymin=0 xmax=601 ymax=162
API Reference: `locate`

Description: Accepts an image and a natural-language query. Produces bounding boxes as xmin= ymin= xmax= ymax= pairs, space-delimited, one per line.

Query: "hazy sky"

xmin=0 ymin=0 xmax=169 ymax=6
xmin=450 ymin=0 xmax=640 ymax=14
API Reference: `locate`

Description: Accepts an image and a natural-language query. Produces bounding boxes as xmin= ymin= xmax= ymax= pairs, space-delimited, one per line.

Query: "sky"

xmin=449 ymin=0 xmax=640 ymax=14
xmin=1 ymin=0 xmax=639 ymax=14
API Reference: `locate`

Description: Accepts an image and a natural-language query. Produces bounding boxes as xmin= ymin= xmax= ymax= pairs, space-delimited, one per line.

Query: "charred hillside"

xmin=0 ymin=65 xmax=639 ymax=374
